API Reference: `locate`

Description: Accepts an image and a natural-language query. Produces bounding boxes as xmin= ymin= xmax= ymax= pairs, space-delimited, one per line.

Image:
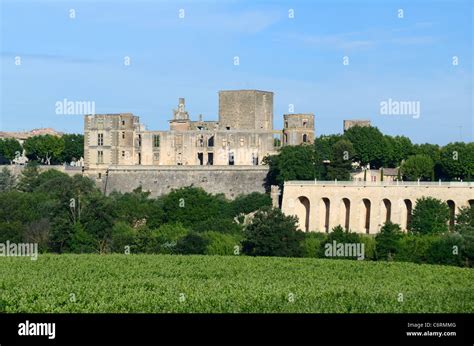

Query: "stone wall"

xmin=282 ymin=180 xmax=474 ymax=233
xmin=87 ymin=165 xmax=269 ymax=199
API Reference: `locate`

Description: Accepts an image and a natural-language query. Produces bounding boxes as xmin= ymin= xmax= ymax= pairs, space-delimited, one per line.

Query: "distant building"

xmin=343 ymin=120 xmax=371 ymax=132
xmin=351 ymin=168 xmax=399 ymax=182
xmin=0 ymin=128 xmax=63 ymax=145
xmin=83 ymin=90 xmax=316 ymax=171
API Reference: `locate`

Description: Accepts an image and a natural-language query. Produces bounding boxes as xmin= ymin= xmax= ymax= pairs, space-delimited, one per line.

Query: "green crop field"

xmin=0 ymin=254 xmax=473 ymax=313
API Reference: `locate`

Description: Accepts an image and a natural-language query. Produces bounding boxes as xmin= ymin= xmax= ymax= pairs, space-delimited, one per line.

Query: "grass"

xmin=0 ymin=254 xmax=473 ymax=313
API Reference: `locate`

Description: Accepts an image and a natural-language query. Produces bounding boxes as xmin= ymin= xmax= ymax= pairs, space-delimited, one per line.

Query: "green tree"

xmin=439 ymin=142 xmax=474 ymax=181
xmin=410 ymin=197 xmax=450 ymax=234
xmin=343 ymin=126 xmax=386 ymax=168
xmin=16 ymin=162 xmax=40 ymax=192
xmin=326 ymin=139 xmax=354 ymax=180
xmin=242 ymin=207 xmax=304 ymax=257
xmin=401 ymin=155 xmax=434 ymax=181
xmin=0 ymin=138 xmax=23 ymax=163
xmin=23 ymin=135 xmax=65 ymax=165
xmin=230 ymin=192 xmax=272 ymax=217
xmin=264 ymin=145 xmax=318 ymax=189
xmin=160 ymin=187 xmax=230 ymax=227
xmin=383 ymin=135 xmax=414 ymax=168
xmin=375 ymin=222 xmax=403 ymax=260
xmin=0 ymin=167 xmax=16 ymax=192
xmin=60 ymin=134 xmax=84 ymax=163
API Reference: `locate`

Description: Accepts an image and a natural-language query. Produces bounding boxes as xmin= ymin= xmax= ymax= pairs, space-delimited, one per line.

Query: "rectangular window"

xmin=153 ymin=134 xmax=160 ymax=147
xmin=122 ymin=132 xmax=125 ymax=139
xmin=138 ymin=134 xmax=142 ymax=147
xmin=207 ymin=153 xmax=214 ymax=165
xmin=97 ymin=150 xmax=104 ymax=164
xmin=98 ymin=133 xmax=104 ymax=146
xmin=122 ymin=151 xmax=125 ymax=157
xmin=197 ymin=153 xmax=204 ymax=165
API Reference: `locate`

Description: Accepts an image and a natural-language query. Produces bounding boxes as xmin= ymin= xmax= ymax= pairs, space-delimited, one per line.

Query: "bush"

xmin=321 ymin=225 xmax=362 ymax=260
xmin=0 ymin=221 xmax=24 ymax=243
xmin=396 ymin=234 xmax=437 ymax=264
xmin=426 ymin=233 xmax=464 ymax=266
xmin=242 ymin=207 xmax=304 ymax=257
xmin=176 ymin=232 xmax=209 ymax=255
xmin=359 ymin=235 xmax=376 ymax=260
xmin=149 ymin=223 xmax=189 ymax=254
xmin=202 ymin=231 xmax=242 ymax=255
xmin=301 ymin=232 xmax=326 ymax=258
xmin=192 ymin=218 xmax=243 ymax=234
xmin=375 ymin=222 xmax=403 ymax=260
xmin=161 ymin=187 xmax=231 ymax=227
xmin=110 ymin=222 xmax=137 ymax=253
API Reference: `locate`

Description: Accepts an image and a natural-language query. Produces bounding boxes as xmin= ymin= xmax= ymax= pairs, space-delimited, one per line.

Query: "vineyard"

xmin=0 ymin=254 xmax=473 ymax=313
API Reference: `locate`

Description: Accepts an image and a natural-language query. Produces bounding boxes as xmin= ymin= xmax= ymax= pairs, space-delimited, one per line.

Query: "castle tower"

xmin=218 ymin=90 xmax=273 ymax=130
xmin=170 ymin=97 xmax=190 ymax=131
xmin=282 ymin=113 xmax=315 ymax=145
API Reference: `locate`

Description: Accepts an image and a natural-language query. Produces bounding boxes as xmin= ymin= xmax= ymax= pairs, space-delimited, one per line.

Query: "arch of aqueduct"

xmin=281 ymin=181 xmax=474 ymax=233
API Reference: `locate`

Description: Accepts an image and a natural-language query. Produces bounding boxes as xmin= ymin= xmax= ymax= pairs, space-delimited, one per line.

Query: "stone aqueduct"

xmin=281 ymin=181 xmax=474 ymax=233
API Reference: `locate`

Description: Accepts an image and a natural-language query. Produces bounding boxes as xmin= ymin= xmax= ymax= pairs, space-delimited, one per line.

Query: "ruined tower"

xmin=282 ymin=113 xmax=315 ymax=145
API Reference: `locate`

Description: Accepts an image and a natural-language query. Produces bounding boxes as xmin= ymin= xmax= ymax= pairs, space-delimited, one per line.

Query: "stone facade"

xmin=100 ymin=165 xmax=269 ymax=199
xmin=282 ymin=180 xmax=474 ymax=233
xmin=83 ymin=90 xmax=315 ymax=177
xmin=283 ymin=113 xmax=315 ymax=145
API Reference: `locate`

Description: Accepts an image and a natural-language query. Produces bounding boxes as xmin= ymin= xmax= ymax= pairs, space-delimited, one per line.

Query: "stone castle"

xmin=84 ymin=90 xmax=315 ymax=173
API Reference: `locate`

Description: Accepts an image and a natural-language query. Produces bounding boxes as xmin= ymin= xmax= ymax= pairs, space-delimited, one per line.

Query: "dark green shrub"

xmin=301 ymin=232 xmax=326 ymax=258
xmin=426 ymin=233 xmax=464 ymax=266
xmin=396 ymin=234 xmax=438 ymax=264
xmin=192 ymin=218 xmax=243 ymax=234
xmin=242 ymin=207 xmax=304 ymax=257
xmin=375 ymin=222 xmax=403 ymax=260
xmin=202 ymin=231 xmax=242 ymax=255
xmin=176 ymin=232 xmax=209 ymax=255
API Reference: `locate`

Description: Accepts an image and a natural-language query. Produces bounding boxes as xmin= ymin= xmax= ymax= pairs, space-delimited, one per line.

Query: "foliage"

xmin=175 ymin=232 xmax=209 ymax=255
xmin=160 ymin=187 xmax=229 ymax=227
xmin=401 ymin=154 xmax=434 ymax=181
xmin=16 ymin=162 xmax=40 ymax=192
xmin=263 ymin=145 xmax=318 ymax=189
xmin=0 ymin=167 xmax=16 ymax=192
xmin=202 ymin=231 xmax=242 ymax=256
xmin=410 ymin=197 xmax=450 ymax=234
xmin=23 ymin=135 xmax=65 ymax=165
xmin=60 ymin=134 xmax=84 ymax=163
xmin=456 ymin=205 xmax=474 ymax=266
xmin=242 ymin=207 xmax=304 ymax=257
xmin=439 ymin=142 xmax=474 ymax=181
xmin=326 ymin=139 xmax=354 ymax=180
xmin=0 ymin=138 xmax=22 ymax=163
xmin=192 ymin=218 xmax=242 ymax=234
xmin=230 ymin=192 xmax=272 ymax=217
xmin=300 ymin=232 xmax=326 ymax=258
xmin=375 ymin=222 xmax=403 ymax=260
xmin=343 ymin=126 xmax=386 ymax=168
xmin=383 ymin=135 xmax=414 ymax=168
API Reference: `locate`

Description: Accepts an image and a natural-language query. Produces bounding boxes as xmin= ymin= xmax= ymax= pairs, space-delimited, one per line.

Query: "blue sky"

xmin=1 ymin=0 xmax=472 ymax=144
